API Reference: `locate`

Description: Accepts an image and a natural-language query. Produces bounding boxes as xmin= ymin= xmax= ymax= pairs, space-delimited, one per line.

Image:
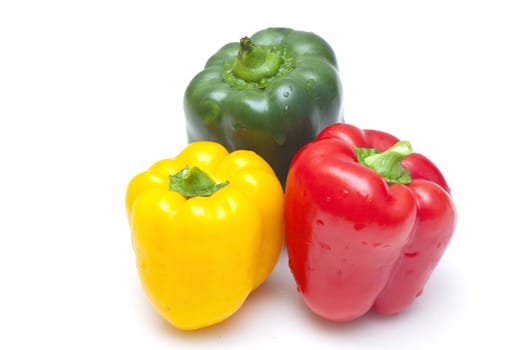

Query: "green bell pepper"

xmin=184 ymin=27 xmax=344 ymax=186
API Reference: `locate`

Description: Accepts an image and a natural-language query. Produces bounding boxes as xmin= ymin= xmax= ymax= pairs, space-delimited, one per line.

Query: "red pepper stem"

xmin=355 ymin=141 xmax=413 ymax=184
xmin=169 ymin=166 xmax=229 ymax=198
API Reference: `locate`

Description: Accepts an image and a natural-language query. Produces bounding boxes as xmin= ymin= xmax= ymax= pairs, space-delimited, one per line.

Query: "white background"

xmin=1 ymin=0 xmax=524 ymax=348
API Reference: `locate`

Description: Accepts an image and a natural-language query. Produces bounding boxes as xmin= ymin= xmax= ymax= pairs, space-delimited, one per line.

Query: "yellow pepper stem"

xmin=169 ymin=166 xmax=229 ymax=198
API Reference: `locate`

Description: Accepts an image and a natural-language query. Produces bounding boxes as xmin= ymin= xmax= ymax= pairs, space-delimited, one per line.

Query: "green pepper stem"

xmin=169 ymin=166 xmax=229 ymax=198
xmin=355 ymin=141 xmax=413 ymax=184
xmin=232 ymin=37 xmax=282 ymax=83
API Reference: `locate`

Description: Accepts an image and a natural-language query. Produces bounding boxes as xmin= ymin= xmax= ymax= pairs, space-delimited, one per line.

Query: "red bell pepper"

xmin=284 ymin=123 xmax=457 ymax=322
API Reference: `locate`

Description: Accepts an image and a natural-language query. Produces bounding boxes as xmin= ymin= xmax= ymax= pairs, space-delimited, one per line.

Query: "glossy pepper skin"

xmin=126 ymin=141 xmax=284 ymax=330
xmin=184 ymin=27 xmax=344 ymax=186
xmin=284 ymin=123 xmax=457 ymax=322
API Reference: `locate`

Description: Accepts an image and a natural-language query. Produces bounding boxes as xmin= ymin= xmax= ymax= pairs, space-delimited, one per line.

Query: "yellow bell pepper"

xmin=125 ymin=141 xmax=284 ymax=330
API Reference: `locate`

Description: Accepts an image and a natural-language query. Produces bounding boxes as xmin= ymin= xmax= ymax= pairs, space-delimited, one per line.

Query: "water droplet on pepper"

xmin=272 ymin=132 xmax=286 ymax=145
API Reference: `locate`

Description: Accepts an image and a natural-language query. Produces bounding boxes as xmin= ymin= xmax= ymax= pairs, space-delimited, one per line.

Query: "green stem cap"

xmin=232 ymin=37 xmax=283 ymax=83
xmin=169 ymin=166 xmax=229 ymax=198
xmin=355 ymin=141 xmax=413 ymax=184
